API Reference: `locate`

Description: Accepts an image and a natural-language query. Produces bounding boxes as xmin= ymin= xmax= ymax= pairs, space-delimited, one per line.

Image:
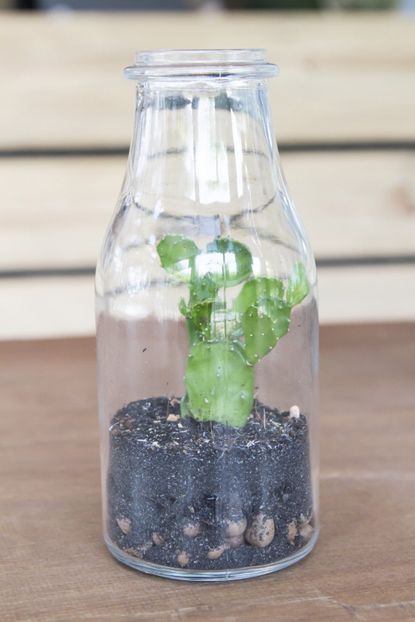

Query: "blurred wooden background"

xmin=1 ymin=12 xmax=414 ymax=338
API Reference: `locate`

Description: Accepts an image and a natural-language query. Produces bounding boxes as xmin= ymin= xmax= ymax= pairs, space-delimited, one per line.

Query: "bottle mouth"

xmin=124 ymin=49 xmax=278 ymax=81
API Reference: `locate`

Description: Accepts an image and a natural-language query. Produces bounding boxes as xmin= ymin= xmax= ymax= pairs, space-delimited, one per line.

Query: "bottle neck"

xmin=127 ymin=80 xmax=279 ymax=218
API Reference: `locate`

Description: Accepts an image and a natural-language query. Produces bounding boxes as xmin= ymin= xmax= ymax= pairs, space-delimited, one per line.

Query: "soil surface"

xmin=107 ymin=397 xmax=314 ymax=570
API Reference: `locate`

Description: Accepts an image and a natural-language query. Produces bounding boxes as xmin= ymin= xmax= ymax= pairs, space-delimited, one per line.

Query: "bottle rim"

xmin=124 ymin=49 xmax=278 ymax=81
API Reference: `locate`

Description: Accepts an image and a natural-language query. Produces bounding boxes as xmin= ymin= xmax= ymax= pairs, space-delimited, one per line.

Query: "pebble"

xmin=225 ymin=534 xmax=244 ymax=548
xmin=207 ymin=544 xmax=226 ymax=560
xmin=124 ymin=546 xmax=143 ymax=559
xmin=245 ymin=513 xmax=275 ymax=548
xmin=289 ymin=405 xmax=300 ymax=419
xmin=183 ymin=522 xmax=202 ymax=538
xmin=167 ymin=413 xmax=180 ymax=422
xmin=225 ymin=517 xmax=247 ymax=538
xmin=177 ymin=551 xmax=190 ymax=567
xmin=287 ymin=521 xmax=298 ymax=545
xmin=299 ymin=522 xmax=314 ymax=542
xmin=116 ymin=517 xmax=131 ymax=535
xmin=152 ymin=531 xmax=165 ymax=546
xmin=125 ymin=541 xmax=152 ymax=558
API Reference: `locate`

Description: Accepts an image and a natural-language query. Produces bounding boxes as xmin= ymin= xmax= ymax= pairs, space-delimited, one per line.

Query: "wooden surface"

xmin=1 ymin=13 xmax=415 ymax=336
xmin=3 ymin=266 xmax=415 ymax=339
xmin=2 ymin=151 xmax=415 ymax=271
xmin=2 ymin=13 xmax=415 ymax=147
xmin=1 ymin=323 xmax=415 ymax=621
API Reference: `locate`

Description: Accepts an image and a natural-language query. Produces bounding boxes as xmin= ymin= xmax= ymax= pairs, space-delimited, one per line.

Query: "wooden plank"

xmin=318 ymin=266 xmax=415 ymax=323
xmin=1 ymin=13 xmax=415 ymax=148
xmin=1 ymin=265 xmax=414 ymax=339
xmin=0 ymin=324 xmax=414 ymax=621
xmin=0 ymin=277 xmax=95 ymax=339
xmin=0 ymin=157 xmax=123 ymax=270
xmin=285 ymin=152 xmax=415 ymax=259
xmin=1 ymin=151 xmax=414 ymax=271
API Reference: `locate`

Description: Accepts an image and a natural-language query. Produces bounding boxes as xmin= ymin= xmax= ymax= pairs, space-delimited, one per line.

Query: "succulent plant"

xmin=157 ymin=235 xmax=309 ymax=427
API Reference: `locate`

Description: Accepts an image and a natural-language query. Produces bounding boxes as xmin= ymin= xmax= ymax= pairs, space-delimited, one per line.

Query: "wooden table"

xmin=1 ymin=323 xmax=414 ymax=621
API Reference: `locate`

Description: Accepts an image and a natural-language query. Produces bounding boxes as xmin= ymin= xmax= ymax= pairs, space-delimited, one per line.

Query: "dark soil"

xmin=107 ymin=397 xmax=314 ymax=570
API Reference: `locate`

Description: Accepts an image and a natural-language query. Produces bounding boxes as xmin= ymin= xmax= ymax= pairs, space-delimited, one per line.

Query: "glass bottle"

xmin=96 ymin=49 xmax=319 ymax=581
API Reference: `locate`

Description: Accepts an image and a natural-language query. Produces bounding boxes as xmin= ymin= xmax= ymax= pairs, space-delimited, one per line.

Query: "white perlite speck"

xmin=289 ymin=405 xmax=300 ymax=419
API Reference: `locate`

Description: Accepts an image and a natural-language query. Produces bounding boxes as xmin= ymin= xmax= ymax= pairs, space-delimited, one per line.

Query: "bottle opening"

xmin=124 ymin=48 xmax=278 ymax=81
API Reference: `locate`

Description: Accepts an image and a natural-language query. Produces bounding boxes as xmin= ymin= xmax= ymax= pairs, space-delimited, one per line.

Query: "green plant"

xmin=157 ymin=235 xmax=309 ymax=427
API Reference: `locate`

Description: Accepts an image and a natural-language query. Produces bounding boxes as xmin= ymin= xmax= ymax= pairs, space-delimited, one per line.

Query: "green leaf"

xmin=184 ymin=275 xmax=218 ymax=340
xmin=190 ymin=302 xmax=213 ymax=334
xmin=202 ymin=238 xmax=253 ymax=287
xmin=157 ymin=235 xmax=199 ymax=281
xmin=241 ymin=307 xmax=277 ymax=364
xmin=189 ymin=273 xmax=218 ymax=305
xmin=179 ymin=297 xmax=188 ymax=317
xmin=185 ymin=317 xmax=200 ymax=346
xmin=241 ymin=304 xmax=291 ymax=364
xmin=184 ymin=341 xmax=254 ymax=427
xmin=234 ymin=277 xmax=284 ymax=315
xmin=268 ymin=302 xmax=291 ymax=339
xmin=286 ymin=262 xmax=309 ymax=306
xmin=235 ymin=276 xmax=291 ymax=362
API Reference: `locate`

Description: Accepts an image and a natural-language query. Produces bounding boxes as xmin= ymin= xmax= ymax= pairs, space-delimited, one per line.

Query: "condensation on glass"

xmin=96 ymin=49 xmax=319 ymax=581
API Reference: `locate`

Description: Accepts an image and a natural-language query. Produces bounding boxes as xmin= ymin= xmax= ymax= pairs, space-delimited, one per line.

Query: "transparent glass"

xmin=96 ymin=49 xmax=319 ymax=581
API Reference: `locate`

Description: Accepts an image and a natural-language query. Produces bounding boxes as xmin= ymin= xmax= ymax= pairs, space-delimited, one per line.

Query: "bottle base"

xmin=105 ymin=529 xmax=319 ymax=582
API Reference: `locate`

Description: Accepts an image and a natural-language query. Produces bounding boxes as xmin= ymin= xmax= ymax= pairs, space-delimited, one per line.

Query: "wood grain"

xmin=1 ymin=13 xmax=414 ymax=336
xmin=0 ymin=324 xmax=414 ymax=621
xmin=1 ymin=151 xmax=414 ymax=271
xmin=2 ymin=265 xmax=415 ymax=339
xmin=1 ymin=13 xmax=415 ymax=148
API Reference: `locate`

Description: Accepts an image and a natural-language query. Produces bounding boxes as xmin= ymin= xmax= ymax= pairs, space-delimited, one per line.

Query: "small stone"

xmin=183 ymin=522 xmax=201 ymax=538
xmin=287 ymin=520 xmax=298 ymax=545
xmin=177 ymin=551 xmax=190 ymax=567
xmin=152 ymin=532 xmax=165 ymax=546
xmin=225 ymin=517 xmax=247 ymax=538
xmin=289 ymin=405 xmax=300 ymax=419
xmin=167 ymin=413 xmax=180 ymax=422
xmin=207 ymin=544 xmax=226 ymax=560
xmin=116 ymin=517 xmax=131 ymax=535
xmin=299 ymin=522 xmax=314 ymax=542
xmin=124 ymin=541 xmax=152 ymax=558
xmin=225 ymin=534 xmax=244 ymax=548
xmin=245 ymin=513 xmax=275 ymax=548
